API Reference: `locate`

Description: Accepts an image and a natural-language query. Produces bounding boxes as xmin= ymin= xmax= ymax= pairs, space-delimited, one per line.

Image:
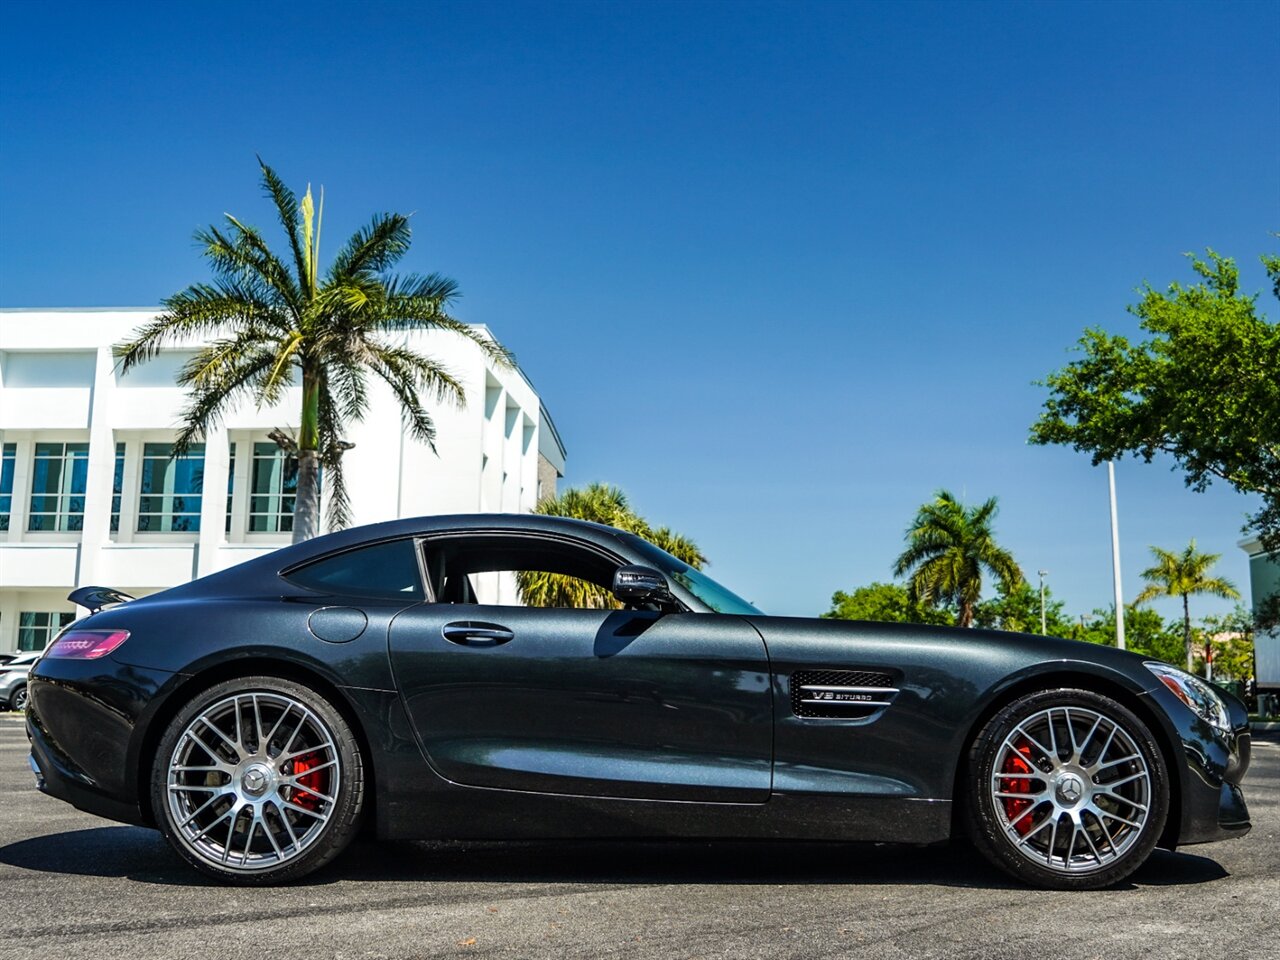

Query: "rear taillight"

xmin=44 ymin=630 xmax=130 ymax=660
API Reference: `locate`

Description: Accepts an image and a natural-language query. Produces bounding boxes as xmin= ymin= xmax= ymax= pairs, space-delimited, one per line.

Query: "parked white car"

xmin=1 ymin=653 xmax=41 ymax=711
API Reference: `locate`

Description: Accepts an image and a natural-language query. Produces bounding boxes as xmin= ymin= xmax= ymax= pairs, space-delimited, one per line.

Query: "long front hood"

xmin=744 ymin=614 xmax=1156 ymax=678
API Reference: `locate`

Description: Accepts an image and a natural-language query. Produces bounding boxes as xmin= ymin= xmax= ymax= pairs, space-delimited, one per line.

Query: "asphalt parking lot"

xmin=1 ymin=714 xmax=1276 ymax=960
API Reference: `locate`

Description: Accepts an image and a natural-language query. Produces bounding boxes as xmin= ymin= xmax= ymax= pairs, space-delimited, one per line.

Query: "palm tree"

xmin=892 ymin=490 xmax=1023 ymax=628
xmin=1134 ymin=540 xmax=1239 ymax=672
xmin=516 ymin=483 xmax=707 ymax=608
xmin=115 ymin=158 xmax=508 ymax=543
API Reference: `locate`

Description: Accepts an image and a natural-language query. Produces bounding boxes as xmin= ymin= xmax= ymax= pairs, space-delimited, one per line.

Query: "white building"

xmin=0 ymin=309 xmax=566 ymax=654
xmin=1240 ymin=537 xmax=1280 ymax=692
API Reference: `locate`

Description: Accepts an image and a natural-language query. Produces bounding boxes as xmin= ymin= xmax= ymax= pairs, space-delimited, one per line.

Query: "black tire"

xmin=10 ymin=684 xmax=28 ymax=713
xmin=965 ymin=688 xmax=1169 ymax=890
xmin=151 ymin=675 xmax=365 ymax=884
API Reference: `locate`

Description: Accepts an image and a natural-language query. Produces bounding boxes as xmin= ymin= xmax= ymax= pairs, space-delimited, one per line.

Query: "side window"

xmin=423 ymin=535 xmax=620 ymax=609
xmin=285 ymin=538 xmax=424 ymax=601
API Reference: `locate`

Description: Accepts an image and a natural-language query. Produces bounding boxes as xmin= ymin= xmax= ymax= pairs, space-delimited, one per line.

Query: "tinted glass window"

xmin=251 ymin=442 xmax=301 ymax=533
xmin=28 ymin=442 xmax=89 ymax=531
xmin=285 ymin=539 xmax=424 ymax=601
xmin=137 ymin=442 xmax=205 ymax=532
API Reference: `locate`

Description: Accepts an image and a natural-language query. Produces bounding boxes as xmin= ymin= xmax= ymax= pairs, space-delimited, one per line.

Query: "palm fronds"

xmin=1134 ymin=540 xmax=1239 ymax=670
xmin=114 ymin=158 xmax=509 ymax=541
xmin=516 ymin=483 xmax=706 ymax=607
xmin=892 ymin=490 xmax=1023 ymax=628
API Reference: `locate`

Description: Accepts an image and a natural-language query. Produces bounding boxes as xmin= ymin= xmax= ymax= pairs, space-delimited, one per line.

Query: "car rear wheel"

xmin=10 ymin=684 xmax=28 ymax=712
xmin=966 ymin=688 xmax=1169 ymax=890
xmin=152 ymin=676 xmax=364 ymax=884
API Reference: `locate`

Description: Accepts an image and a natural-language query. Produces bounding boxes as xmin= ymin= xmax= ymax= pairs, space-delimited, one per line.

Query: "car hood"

xmin=743 ymin=614 xmax=1158 ymax=673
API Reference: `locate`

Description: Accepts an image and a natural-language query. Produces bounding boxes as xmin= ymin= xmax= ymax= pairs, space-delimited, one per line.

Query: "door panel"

xmin=388 ymin=605 xmax=772 ymax=802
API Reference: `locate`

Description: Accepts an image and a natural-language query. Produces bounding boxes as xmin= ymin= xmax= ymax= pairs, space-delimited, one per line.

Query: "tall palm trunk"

xmin=1182 ymin=593 xmax=1193 ymax=673
xmin=292 ymin=367 xmax=322 ymax=544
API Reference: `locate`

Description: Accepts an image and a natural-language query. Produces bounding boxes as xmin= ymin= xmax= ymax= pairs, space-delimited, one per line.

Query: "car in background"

xmin=1 ymin=652 xmax=42 ymax=712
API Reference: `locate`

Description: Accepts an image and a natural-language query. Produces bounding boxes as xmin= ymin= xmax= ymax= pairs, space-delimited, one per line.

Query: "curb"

xmin=1252 ymin=722 xmax=1280 ymax=732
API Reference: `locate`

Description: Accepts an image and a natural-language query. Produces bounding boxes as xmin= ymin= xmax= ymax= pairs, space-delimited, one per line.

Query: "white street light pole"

xmin=1108 ymin=461 xmax=1126 ymax=650
xmin=1038 ymin=569 xmax=1049 ymax=634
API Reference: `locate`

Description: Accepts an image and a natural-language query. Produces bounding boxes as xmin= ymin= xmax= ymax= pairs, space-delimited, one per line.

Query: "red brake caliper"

xmin=287 ymin=751 xmax=327 ymax=811
xmin=1001 ymin=741 xmax=1036 ymax=835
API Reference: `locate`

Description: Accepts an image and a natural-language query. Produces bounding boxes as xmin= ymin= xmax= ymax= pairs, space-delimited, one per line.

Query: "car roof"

xmin=157 ymin=514 xmax=645 ymax=601
xmin=277 ymin=514 xmax=632 ymax=567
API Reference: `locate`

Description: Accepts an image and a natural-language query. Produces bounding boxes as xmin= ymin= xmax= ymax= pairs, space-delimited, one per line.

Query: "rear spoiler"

xmin=68 ymin=586 xmax=136 ymax=614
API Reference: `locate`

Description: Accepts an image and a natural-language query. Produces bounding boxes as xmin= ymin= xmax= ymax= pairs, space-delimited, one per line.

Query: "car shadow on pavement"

xmin=0 ymin=827 xmax=1229 ymax=890
xmin=0 ymin=826 xmax=223 ymax=887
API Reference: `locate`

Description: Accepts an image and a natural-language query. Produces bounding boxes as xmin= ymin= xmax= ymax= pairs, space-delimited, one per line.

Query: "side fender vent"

xmin=791 ymin=669 xmax=898 ymax=719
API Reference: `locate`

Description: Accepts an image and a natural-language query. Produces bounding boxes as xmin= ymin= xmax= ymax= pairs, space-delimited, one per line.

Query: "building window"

xmin=18 ymin=611 xmax=75 ymax=652
xmin=226 ymin=443 xmax=236 ymax=533
xmin=249 ymin=442 xmax=298 ymax=533
xmin=137 ymin=442 xmax=205 ymax=532
xmin=0 ymin=443 xmax=15 ymax=531
xmin=28 ymin=442 xmax=89 ymax=531
xmin=109 ymin=442 xmax=126 ymax=533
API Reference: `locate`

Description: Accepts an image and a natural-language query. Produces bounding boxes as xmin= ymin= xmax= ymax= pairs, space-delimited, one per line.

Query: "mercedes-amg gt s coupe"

xmin=24 ymin=514 xmax=1252 ymax=888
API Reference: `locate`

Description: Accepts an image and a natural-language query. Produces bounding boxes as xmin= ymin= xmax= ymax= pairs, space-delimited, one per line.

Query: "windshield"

xmin=617 ymin=533 xmax=763 ymax=616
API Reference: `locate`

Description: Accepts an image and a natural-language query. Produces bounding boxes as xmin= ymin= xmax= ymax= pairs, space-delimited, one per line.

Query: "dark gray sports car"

xmin=25 ymin=514 xmax=1252 ymax=888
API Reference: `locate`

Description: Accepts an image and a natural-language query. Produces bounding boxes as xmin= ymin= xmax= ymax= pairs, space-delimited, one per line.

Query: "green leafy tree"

xmin=1134 ymin=541 xmax=1240 ymax=672
xmin=1031 ymin=247 xmax=1280 ymax=552
xmin=516 ymin=483 xmax=706 ymax=608
xmin=115 ymin=159 xmax=508 ymax=542
xmin=892 ymin=490 xmax=1023 ymax=628
xmin=821 ymin=582 xmax=955 ymax=626
xmin=1074 ymin=605 xmax=1184 ymax=664
xmin=1256 ymin=592 xmax=1280 ymax=635
xmin=974 ymin=581 xmax=1073 ymax=637
xmin=1198 ymin=605 xmax=1256 ymax=681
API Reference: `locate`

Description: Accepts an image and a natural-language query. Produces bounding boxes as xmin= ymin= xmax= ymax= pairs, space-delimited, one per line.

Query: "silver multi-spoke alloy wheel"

xmin=991 ymin=706 xmax=1151 ymax=873
xmin=967 ymin=688 xmax=1168 ymax=890
xmin=154 ymin=677 xmax=364 ymax=883
xmin=167 ymin=692 xmax=339 ymax=871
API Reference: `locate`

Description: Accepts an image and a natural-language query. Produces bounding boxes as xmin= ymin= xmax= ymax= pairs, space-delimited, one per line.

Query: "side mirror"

xmin=612 ymin=565 xmax=673 ymax=605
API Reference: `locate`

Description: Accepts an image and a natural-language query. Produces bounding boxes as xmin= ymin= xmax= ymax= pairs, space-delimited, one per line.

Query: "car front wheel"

xmin=152 ymin=676 xmax=365 ymax=884
xmin=10 ymin=684 xmax=28 ymax=712
xmin=966 ymin=688 xmax=1169 ymax=890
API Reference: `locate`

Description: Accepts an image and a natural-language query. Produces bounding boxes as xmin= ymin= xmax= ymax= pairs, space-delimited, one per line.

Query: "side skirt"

xmin=381 ymin=785 xmax=953 ymax=844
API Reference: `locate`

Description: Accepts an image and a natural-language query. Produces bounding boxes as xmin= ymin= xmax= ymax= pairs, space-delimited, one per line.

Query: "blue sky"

xmin=1 ymin=0 xmax=1276 ymax=623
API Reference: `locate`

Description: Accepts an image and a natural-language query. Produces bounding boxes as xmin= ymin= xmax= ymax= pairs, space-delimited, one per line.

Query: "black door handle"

xmin=442 ymin=621 xmax=515 ymax=646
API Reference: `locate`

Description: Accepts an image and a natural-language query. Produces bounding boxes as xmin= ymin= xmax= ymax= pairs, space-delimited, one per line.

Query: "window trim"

xmin=413 ymin=536 xmax=437 ymax=603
